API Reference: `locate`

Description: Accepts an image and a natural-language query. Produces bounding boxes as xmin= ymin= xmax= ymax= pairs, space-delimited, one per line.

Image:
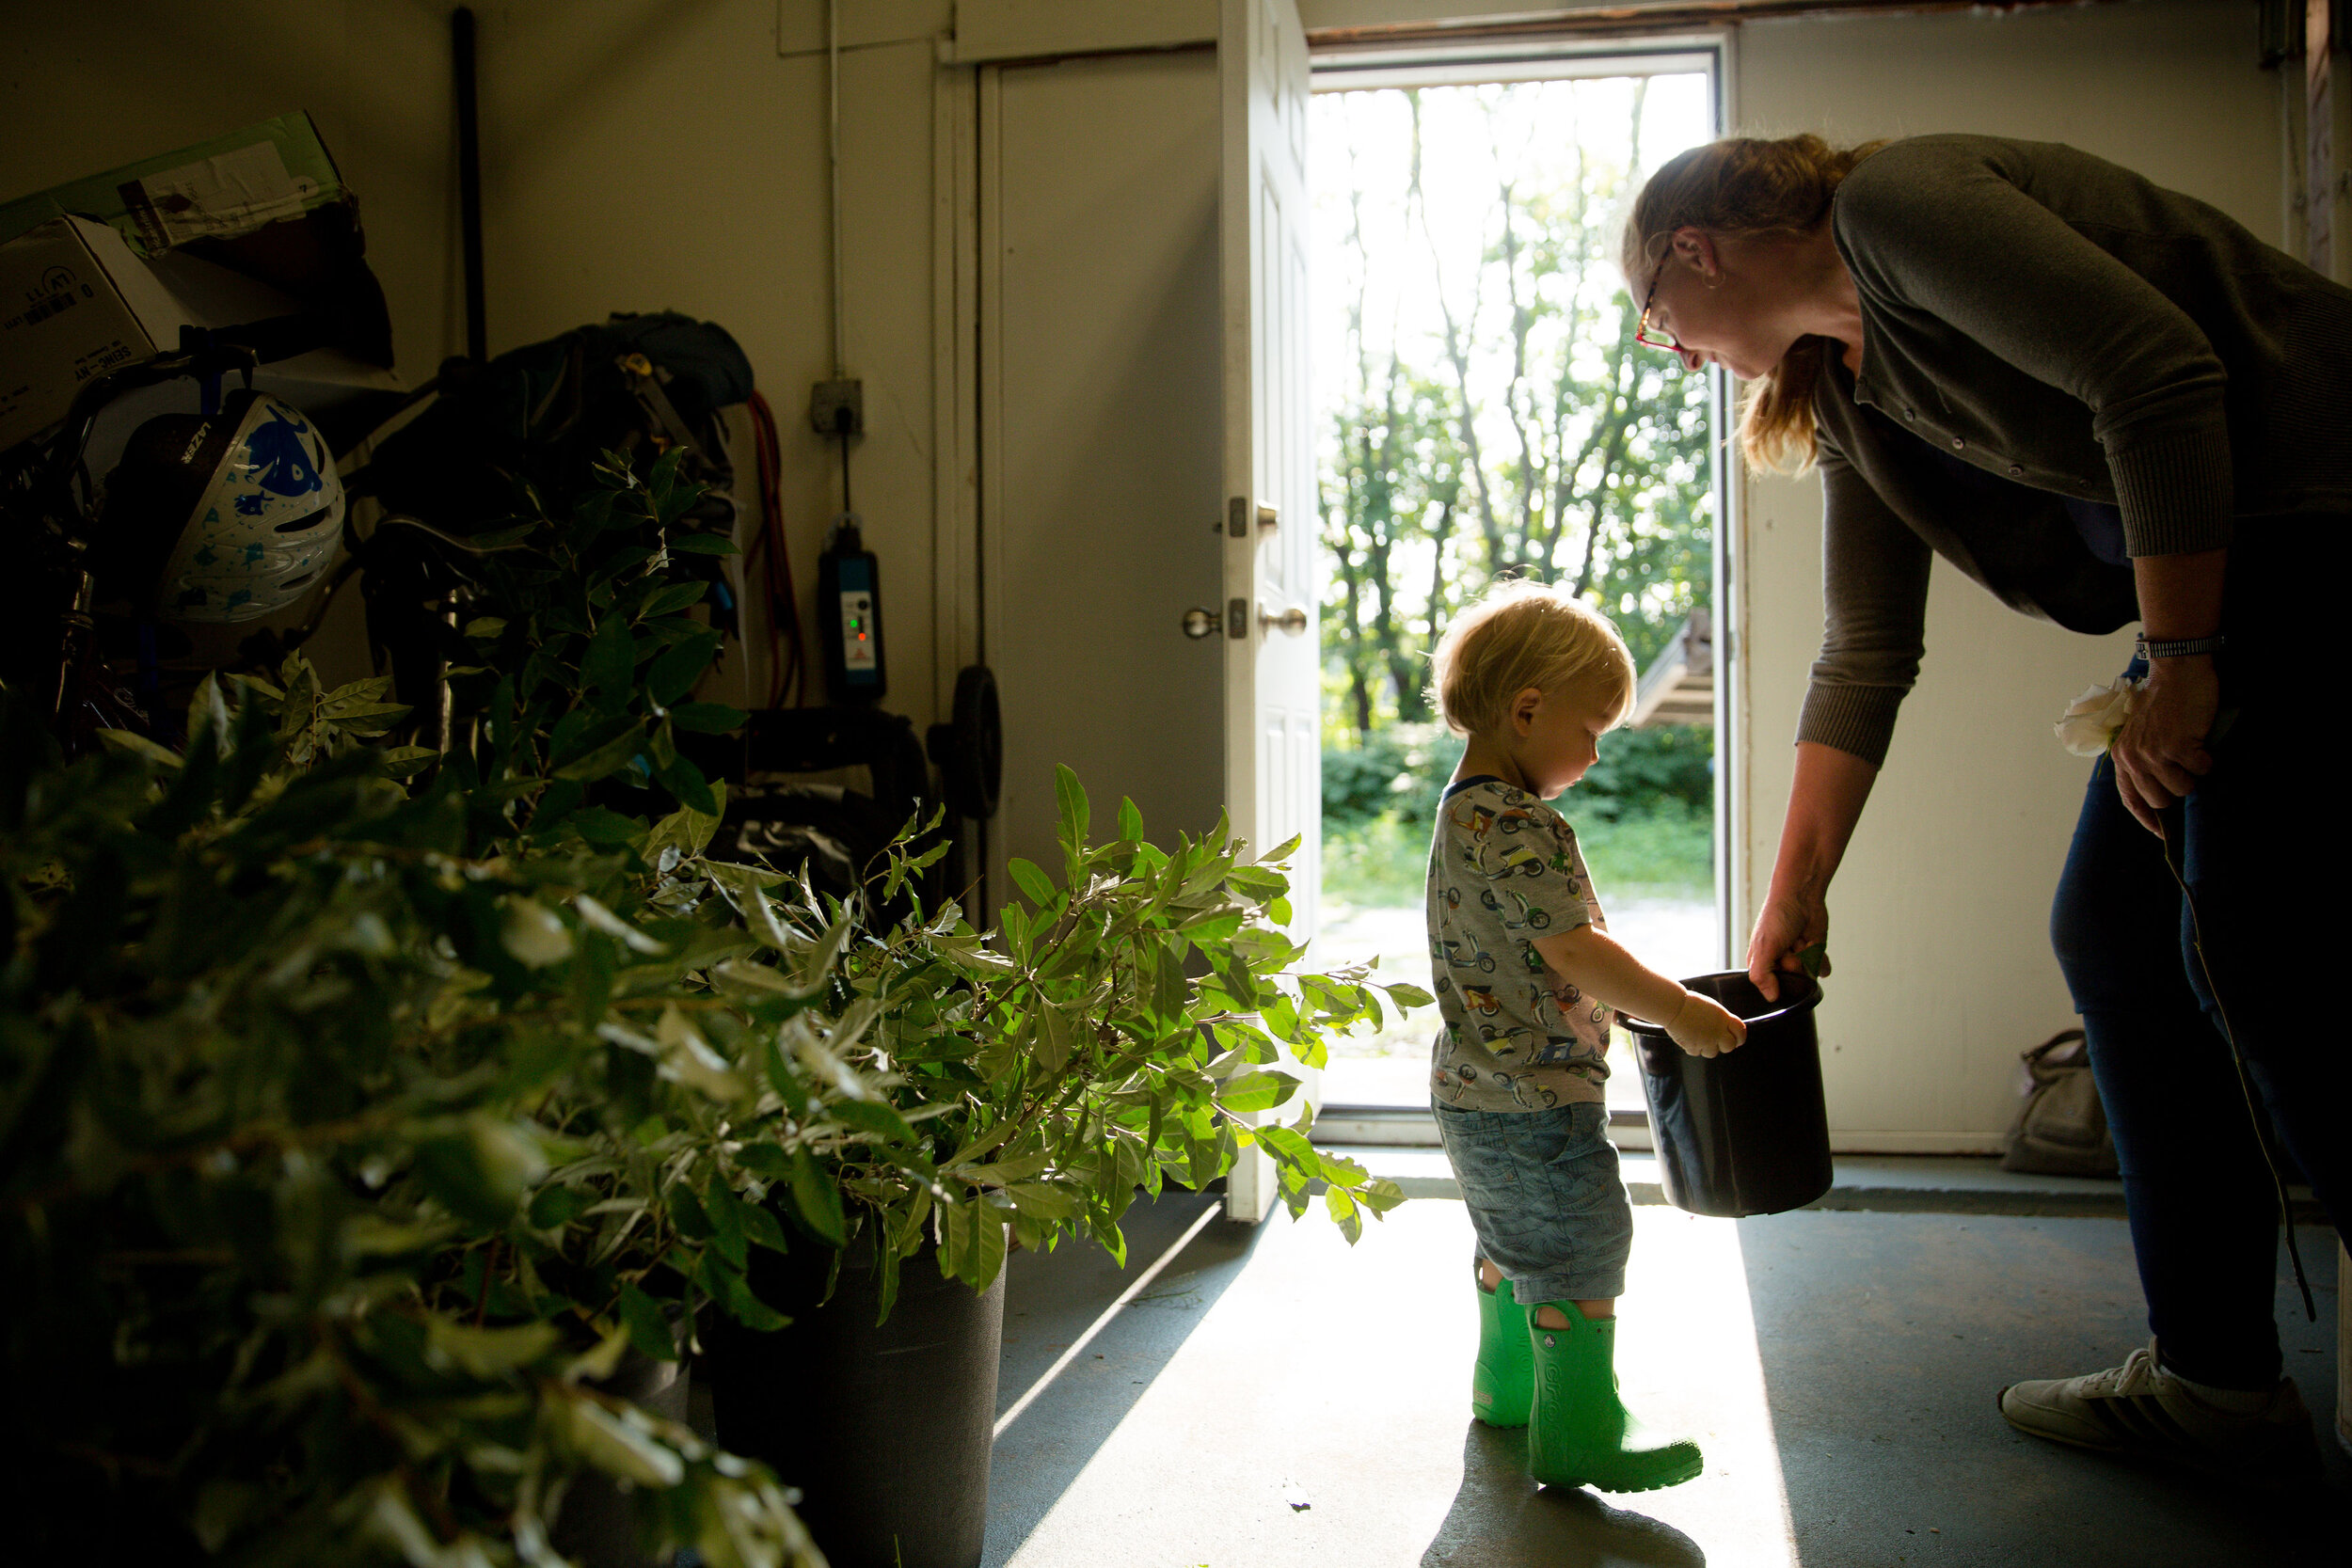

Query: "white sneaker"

xmin=1998 ymin=1340 xmax=2321 ymax=1490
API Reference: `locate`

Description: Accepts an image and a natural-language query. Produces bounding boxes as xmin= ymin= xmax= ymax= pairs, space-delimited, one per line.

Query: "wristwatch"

xmin=2136 ymin=632 xmax=2226 ymax=660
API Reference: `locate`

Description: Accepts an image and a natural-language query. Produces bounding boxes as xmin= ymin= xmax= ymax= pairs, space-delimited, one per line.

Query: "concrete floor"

xmin=983 ymin=1187 xmax=2342 ymax=1568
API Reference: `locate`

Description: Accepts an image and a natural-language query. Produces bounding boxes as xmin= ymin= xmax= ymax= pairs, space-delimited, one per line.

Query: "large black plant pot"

xmin=707 ymin=1233 xmax=1005 ymax=1568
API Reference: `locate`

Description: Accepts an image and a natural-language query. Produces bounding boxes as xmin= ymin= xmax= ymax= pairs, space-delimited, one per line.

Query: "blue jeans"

xmin=1433 ymin=1099 xmax=1631 ymax=1303
xmin=2048 ymin=521 xmax=2346 ymax=1389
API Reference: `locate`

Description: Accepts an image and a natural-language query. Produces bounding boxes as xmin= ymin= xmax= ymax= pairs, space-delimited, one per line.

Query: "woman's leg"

xmin=2049 ymin=745 xmax=2282 ymax=1389
xmin=2171 ymin=531 xmax=2350 ymax=1296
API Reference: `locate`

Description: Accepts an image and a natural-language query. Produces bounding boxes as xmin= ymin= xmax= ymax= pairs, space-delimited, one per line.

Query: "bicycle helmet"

xmin=98 ymin=388 xmax=344 ymax=623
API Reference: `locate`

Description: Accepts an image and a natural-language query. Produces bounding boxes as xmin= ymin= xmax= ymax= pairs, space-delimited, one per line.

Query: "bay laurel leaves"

xmin=1212 ymin=1068 xmax=1296 ymax=1115
xmin=573 ymin=893 xmax=664 ymax=954
xmin=1034 ymin=1002 xmax=1076 ymax=1074
xmin=563 ymin=1396 xmax=685 ymax=1487
xmin=1006 ymin=1180 xmax=1082 ymax=1223
xmin=788 ymin=1014 xmax=869 ymax=1102
xmin=1007 ymin=857 xmax=1056 ymax=909
xmin=1324 ymin=1184 xmax=1362 ymax=1243
xmin=499 ymin=897 xmax=574 ymax=968
xmin=425 ymin=1317 xmax=559 ymax=1379
xmin=654 ymin=1006 xmax=747 ymax=1101
xmin=787 ymin=1146 xmax=847 ymax=1247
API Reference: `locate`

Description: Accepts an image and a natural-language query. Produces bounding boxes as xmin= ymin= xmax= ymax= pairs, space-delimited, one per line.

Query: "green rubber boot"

xmin=1471 ymin=1269 xmax=1533 ymax=1428
xmin=1525 ymin=1302 xmax=1704 ymax=1493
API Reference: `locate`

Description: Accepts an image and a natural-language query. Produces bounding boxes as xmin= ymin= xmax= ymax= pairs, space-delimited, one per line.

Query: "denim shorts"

xmin=1432 ymin=1098 xmax=1631 ymax=1304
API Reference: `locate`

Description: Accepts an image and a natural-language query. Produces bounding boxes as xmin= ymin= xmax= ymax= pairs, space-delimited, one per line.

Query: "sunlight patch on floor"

xmin=1612 ymin=1206 xmax=1799 ymax=1567
xmin=994 ymin=1198 xmax=1794 ymax=1567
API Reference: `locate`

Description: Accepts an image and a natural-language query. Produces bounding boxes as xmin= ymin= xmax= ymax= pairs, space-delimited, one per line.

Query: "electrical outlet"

xmin=811 ymin=378 xmax=865 ymax=436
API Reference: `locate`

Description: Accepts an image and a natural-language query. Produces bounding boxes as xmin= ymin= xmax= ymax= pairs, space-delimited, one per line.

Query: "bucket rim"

xmin=1621 ymin=969 xmax=1821 ymax=1039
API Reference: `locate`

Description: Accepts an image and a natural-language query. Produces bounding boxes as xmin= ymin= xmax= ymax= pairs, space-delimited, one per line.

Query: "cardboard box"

xmin=0 ymin=112 xmax=392 ymax=373
xmin=0 ymin=112 xmax=347 ymax=255
xmin=0 ymin=214 xmax=400 ymax=456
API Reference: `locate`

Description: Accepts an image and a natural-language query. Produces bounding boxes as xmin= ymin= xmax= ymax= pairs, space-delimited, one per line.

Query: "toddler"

xmin=1424 ymin=579 xmax=1744 ymax=1493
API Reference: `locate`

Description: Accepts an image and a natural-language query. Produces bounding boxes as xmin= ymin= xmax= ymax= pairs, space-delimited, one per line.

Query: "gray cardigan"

xmin=1798 ymin=135 xmax=2352 ymax=766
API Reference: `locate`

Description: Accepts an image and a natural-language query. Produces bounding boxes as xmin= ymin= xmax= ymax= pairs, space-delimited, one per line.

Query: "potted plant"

xmin=697 ymin=773 xmax=1426 ymax=1568
xmin=1 ymin=436 xmax=1427 ymax=1568
xmin=0 ymin=451 xmax=866 ymax=1566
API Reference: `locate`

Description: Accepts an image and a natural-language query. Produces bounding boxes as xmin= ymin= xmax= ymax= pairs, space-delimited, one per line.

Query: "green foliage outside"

xmin=1 ymin=452 xmax=1424 ymax=1565
xmin=1325 ymin=802 xmax=1711 ymax=909
xmin=1322 ymin=721 xmax=1712 ymax=905
xmin=1312 ymin=80 xmax=1717 ymax=910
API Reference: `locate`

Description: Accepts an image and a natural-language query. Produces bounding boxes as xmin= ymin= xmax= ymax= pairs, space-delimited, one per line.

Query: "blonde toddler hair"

xmin=1431 ymin=578 xmax=1636 ymax=737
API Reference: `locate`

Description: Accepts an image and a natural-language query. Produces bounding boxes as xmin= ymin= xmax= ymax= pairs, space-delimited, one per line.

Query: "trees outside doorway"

xmin=1311 ymin=72 xmax=1718 ymax=1102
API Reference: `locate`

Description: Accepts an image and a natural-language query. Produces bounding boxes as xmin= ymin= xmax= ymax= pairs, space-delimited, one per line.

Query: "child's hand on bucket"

xmin=1664 ymin=990 xmax=1747 ymax=1058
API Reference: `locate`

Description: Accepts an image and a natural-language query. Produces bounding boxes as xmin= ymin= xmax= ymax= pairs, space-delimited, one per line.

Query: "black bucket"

xmin=1625 ymin=971 xmax=1833 ymax=1218
xmin=707 ymin=1232 xmax=1005 ymax=1568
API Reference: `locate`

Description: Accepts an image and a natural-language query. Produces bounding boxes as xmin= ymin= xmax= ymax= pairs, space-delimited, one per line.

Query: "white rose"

xmin=500 ymin=897 xmax=575 ymax=967
xmin=2053 ymin=675 xmax=2142 ymax=758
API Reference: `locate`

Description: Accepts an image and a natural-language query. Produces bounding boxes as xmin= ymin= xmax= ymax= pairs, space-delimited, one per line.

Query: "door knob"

xmin=1226 ymin=499 xmax=1280 ymax=536
xmin=1182 ymin=606 xmax=1221 ymax=639
xmin=1258 ymin=602 xmax=1310 ymax=637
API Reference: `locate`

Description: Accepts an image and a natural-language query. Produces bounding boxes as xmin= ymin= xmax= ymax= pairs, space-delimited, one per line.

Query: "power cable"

xmin=747 ymin=392 xmax=806 ymax=707
xmin=829 ymin=0 xmax=846 ymax=382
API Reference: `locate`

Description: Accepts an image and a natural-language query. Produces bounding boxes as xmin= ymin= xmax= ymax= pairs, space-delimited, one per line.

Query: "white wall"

xmin=1731 ymin=0 xmax=2283 ymax=1147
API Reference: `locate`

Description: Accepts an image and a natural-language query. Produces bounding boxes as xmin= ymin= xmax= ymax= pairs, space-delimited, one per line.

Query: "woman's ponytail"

xmin=1620 ymin=134 xmax=1883 ymax=473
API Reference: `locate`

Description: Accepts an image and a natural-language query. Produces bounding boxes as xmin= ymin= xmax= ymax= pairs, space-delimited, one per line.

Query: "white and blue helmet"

xmin=103 ymin=389 xmax=345 ymax=624
xmin=155 ymin=391 xmax=344 ymax=623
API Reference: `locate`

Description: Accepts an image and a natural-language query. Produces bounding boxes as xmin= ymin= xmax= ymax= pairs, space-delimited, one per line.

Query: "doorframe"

xmin=1709 ymin=31 xmax=1741 ymax=974
xmin=942 ymin=23 xmax=1741 ymax=1139
xmin=934 ymin=55 xmax=986 ymax=922
xmin=1301 ymin=30 xmax=1739 ymax=1135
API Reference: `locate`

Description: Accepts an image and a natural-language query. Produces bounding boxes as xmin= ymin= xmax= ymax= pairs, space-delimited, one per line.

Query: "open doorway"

xmin=1308 ymin=54 xmax=1724 ymax=1117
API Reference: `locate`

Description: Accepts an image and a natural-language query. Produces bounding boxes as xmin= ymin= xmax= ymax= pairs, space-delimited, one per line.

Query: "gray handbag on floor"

xmin=2001 ymin=1029 xmax=2119 ymax=1177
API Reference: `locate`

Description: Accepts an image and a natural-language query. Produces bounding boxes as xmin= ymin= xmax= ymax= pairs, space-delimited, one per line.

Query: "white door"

xmin=982 ymin=52 xmax=1226 ymax=914
xmin=1219 ymin=0 xmax=1320 ymax=1223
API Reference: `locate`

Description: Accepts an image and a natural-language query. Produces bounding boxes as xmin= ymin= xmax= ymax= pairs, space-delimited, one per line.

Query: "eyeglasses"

xmin=1634 ymin=272 xmax=1681 ymax=354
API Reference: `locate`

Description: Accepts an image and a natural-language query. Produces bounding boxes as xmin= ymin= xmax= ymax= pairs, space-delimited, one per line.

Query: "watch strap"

xmin=2136 ymin=632 xmax=2226 ymax=660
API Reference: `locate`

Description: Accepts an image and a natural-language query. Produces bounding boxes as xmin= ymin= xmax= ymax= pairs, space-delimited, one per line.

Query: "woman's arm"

xmin=1747 ymin=741 xmax=1880 ymax=1001
xmin=2110 ymin=546 xmax=2225 ymax=833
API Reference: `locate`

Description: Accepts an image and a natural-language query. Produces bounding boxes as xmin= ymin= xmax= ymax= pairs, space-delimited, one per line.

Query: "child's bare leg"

xmin=1534 ymin=1300 xmax=1614 ymax=1326
xmin=1479 ymin=1258 xmax=1614 ymax=1322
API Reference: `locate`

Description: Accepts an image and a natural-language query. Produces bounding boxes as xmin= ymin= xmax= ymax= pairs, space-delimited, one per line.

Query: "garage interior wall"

xmin=1 ymin=1 xmax=2310 ymax=1147
xmin=1 ymin=0 xmax=968 ymax=733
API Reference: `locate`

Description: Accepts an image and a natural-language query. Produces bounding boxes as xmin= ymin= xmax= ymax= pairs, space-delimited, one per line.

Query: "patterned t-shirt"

xmin=1425 ymin=776 xmax=1613 ymax=1112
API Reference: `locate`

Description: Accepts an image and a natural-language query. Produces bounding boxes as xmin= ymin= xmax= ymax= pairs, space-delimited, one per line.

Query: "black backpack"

xmin=353 ymin=312 xmax=755 ymax=711
xmin=361 ymin=310 xmax=752 ymax=534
